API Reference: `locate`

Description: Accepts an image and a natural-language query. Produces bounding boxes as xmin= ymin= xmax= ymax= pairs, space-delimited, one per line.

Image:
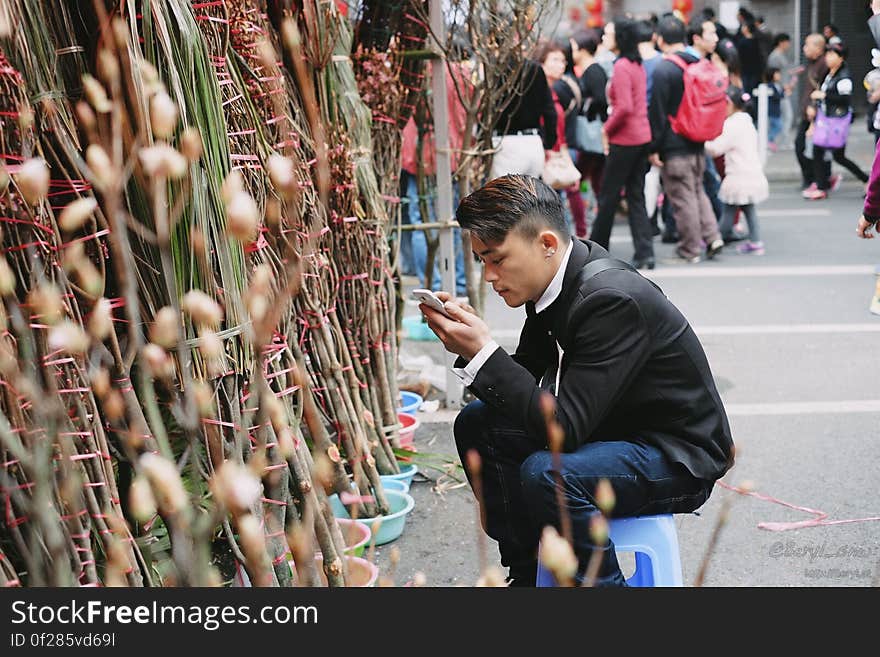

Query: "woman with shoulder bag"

xmin=572 ymin=30 xmax=608 ymax=214
xmin=554 ymin=42 xmax=591 ymax=237
xmin=536 ymin=42 xmax=582 ymax=195
xmin=805 ymin=41 xmax=869 ymax=200
xmin=587 ymin=18 xmax=655 ymax=270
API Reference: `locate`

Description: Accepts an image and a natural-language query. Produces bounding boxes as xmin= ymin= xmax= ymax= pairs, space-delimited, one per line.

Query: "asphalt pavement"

xmin=373 ymin=134 xmax=880 ymax=587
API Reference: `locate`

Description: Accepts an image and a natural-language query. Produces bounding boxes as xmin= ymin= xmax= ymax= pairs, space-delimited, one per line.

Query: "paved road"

xmin=375 ymin=172 xmax=880 ymax=587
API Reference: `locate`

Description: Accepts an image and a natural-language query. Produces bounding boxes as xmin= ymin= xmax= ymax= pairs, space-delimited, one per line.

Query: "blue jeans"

xmin=768 ymin=115 xmax=783 ymax=144
xmin=703 ymin=155 xmax=723 ymax=222
xmin=402 ymin=171 xmax=467 ymax=295
xmin=454 ymin=400 xmax=714 ymax=586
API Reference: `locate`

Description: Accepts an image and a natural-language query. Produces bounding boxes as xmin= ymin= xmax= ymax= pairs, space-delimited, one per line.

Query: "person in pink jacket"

xmin=588 ymin=17 xmax=655 ymax=269
xmin=705 ymin=86 xmax=769 ymax=254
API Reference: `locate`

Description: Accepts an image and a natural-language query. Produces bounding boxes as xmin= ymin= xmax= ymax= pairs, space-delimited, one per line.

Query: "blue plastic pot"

xmin=331 ymin=489 xmax=415 ymax=546
xmin=402 ymin=315 xmax=438 ymax=341
xmin=397 ymin=390 xmax=423 ymax=415
xmin=380 ymin=479 xmax=408 ymax=494
xmin=380 ymin=462 xmax=418 ymax=492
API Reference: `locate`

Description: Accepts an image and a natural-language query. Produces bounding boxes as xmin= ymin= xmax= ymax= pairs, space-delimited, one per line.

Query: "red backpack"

xmin=665 ymin=54 xmax=729 ymax=143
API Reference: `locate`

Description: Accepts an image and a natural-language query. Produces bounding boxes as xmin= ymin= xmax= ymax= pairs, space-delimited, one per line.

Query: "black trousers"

xmin=813 ymin=143 xmax=869 ymax=191
xmin=796 ymin=118 xmax=829 ymax=187
xmin=589 ymin=144 xmax=653 ymax=261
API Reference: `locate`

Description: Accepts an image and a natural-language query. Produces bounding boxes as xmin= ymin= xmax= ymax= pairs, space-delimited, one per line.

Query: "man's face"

xmin=697 ymin=21 xmax=718 ymax=54
xmin=779 ymin=39 xmax=791 ymax=53
xmin=804 ymin=38 xmax=823 ymax=60
xmin=471 ymin=229 xmax=559 ymax=308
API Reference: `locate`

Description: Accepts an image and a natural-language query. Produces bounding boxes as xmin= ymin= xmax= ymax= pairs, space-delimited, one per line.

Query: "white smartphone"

xmin=412 ymin=289 xmax=453 ymax=319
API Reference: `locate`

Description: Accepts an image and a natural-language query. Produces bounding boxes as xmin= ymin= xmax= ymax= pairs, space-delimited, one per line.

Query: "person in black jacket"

xmin=418 ymin=174 xmax=734 ymax=587
xmin=649 ymin=15 xmax=724 ymax=263
xmin=490 ymin=59 xmax=558 ymax=180
xmin=806 ymin=41 xmax=870 ymax=200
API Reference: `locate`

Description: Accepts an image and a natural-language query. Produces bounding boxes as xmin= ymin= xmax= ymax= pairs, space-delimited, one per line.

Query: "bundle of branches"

xmin=0 ymin=0 xmax=405 ymax=588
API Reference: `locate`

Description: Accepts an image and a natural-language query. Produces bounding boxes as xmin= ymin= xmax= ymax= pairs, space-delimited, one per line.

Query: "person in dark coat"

xmin=418 ymin=174 xmax=734 ymax=587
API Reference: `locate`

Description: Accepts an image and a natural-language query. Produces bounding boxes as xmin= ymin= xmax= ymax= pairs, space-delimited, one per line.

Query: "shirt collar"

xmin=534 ymin=239 xmax=574 ymax=314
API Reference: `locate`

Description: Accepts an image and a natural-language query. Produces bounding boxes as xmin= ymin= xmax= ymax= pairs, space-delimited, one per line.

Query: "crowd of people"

xmin=400 ymin=5 xmax=878 ymax=287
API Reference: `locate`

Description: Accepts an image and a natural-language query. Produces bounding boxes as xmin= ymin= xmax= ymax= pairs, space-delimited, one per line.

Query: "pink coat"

xmin=705 ymin=111 xmax=769 ymax=206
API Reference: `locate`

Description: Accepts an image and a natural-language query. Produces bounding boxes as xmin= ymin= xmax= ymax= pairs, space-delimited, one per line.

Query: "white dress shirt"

xmin=453 ymin=239 xmax=574 ymax=387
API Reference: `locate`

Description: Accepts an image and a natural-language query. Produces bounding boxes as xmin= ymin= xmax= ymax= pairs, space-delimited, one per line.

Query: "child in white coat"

xmin=706 ymin=86 xmax=770 ymax=255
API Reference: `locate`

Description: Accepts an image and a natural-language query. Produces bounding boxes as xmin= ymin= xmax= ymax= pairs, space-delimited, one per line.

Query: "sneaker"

xmin=722 ymin=233 xmax=746 ymax=245
xmin=737 ymin=241 xmax=765 ymax=255
xmin=706 ymin=238 xmax=724 ymax=260
xmin=804 ymin=189 xmax=828 ymax=201
xmin=830 ymin=174 xmax=842 ymax=192
xmin=661 ymin=248 xmax=702 ymax=265
xmin=801 ymin=183 xmax=818 ymax=198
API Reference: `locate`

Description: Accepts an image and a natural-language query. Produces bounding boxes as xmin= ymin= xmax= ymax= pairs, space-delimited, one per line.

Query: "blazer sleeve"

xmin=467 ymin=288 xmax=652 ymax=451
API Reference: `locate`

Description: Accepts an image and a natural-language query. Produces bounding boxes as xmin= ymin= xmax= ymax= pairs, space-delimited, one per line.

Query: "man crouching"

xmin=419 ymin=174 xmax=734 ymax=586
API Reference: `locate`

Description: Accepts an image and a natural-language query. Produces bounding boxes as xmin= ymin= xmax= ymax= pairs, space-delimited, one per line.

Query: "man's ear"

xmin=539 ymin=230 xmax=561 ymax=253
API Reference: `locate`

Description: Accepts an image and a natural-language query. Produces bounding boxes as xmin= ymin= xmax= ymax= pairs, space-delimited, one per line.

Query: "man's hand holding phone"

xmin=413 ymin=289 xmax=490 ymax=360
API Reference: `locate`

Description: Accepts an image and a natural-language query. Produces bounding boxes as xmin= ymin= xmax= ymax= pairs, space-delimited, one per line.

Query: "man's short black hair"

xmin=635 ymin=20 xmax=655 ymax=45
xmin=773 ymin=33 xmax=791 ymax=48
xmin=659 ymin=14 xmax=686 ymax=46
xmin=687 ymin=17 xmax=713 ymax=46
xmin=456 ymin=175 xmax=570 ymax=246
xmin=701 ymin=7 xmax=716 ymax=20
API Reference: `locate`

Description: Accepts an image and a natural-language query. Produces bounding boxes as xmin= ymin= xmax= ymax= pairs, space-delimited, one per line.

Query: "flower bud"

xmin=255 ymin=39 xmax=277 ymax=72
xmin=18 ymin=103 xmax=34 ymax=133
xmin=182 ymin=290 xmax=223 ymax=328
xmin=594 ymin=478 xmax=616 ymax=515
xmin=82 ymin=74 xmax=112 ymax=113
xmin=198 ymin=328 xmax=223 ymax=360
xmin=139 ymin=61 xmax=162 ymax=96
xmin=86 ymin=144 xmax=114 ymax=190
xmin=88 ymin=297 xmax=113 ymax=341
xmin=91 ymin=368 xmax=111 ymax=398
xmin=48 ymin=321 xmax=90 ymax=354
xmin=276 ymin=426 xmax=296 ymax=459
xmin=0 ymin=164 xmax=9 ymax=194
xmin=225 ymin=190 xmax=260 ymax=243
xmin=150 ymin=90 xmax=178 ymax=139
xmin=143 ymin=343 xmax=174 ymax=379
xmin=267 ymin=154 xmax=295 ymax=196
xmin=139 ymin=143 xmax=187 ymax=180
xmin=59 ymin=197 xmax=98 ymax=233
xmin=263 ymin=394 xmax=286 ymax=432
xmin=129 ymin=475 xmax=157 ymax=523
xmin=97 ymin=49 xmax=119 ymax=86
xmin=413 ymin=572 xmax=427 ymax=587
xmin=179 ymin=127 xmax=202 ymax=162
xmin=28 ymin=283 xmax=64 ymax=324
xmin=539 ymin=526 xmax=578 ymax=583
xmin=0 ymin=257 xmax=15 ymax=296
xmin=589 ymin=514 xmax=609 ymax=545
xmin=191 ymin=380 xmax=214 ymax=417
xmin=75 ymin=101 xmax=97 ymax=133
xmin=264 ymin=197 xmax=282 ymax=227
xmin=103 ymin=389 xmax=125 ymax=421
xmin=476 ymin=565 xmax=507 ymax=587
xmin=210 ymin=461 xmax=262 ymax=515
xmin=236 ymin=513 xmax=267 ymax=566
xmin=139 ymin=453 xmax=188 ymax=516
xmin=111 ymin=16 xmax=128 ymax=50
xmin=221 ymin=170 xmax=243 ymax=204
xmin=15 ymin=158 xmax=50 ymax=205
xmin=150 ymin=306 xmax=179 ymax=349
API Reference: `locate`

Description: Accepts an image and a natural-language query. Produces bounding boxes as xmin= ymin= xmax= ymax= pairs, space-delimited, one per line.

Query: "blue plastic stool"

xmin=536 ymin=514 xmax=684 ymax=587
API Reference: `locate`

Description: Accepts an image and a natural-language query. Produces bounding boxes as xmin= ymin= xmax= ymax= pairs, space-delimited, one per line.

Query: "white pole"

xmin=757 ymin=82 xmax=769 ymax=166
xmin=429 ymin=0 xmax=463 ymax=410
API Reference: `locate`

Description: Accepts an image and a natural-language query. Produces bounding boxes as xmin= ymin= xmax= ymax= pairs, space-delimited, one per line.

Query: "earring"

xmin=546 ymin=249 xmax=555 ymax=258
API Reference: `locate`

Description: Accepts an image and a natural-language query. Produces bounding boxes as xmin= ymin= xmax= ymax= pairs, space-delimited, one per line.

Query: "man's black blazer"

xmin=463 ymin=238 xmax=734 ymax=482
